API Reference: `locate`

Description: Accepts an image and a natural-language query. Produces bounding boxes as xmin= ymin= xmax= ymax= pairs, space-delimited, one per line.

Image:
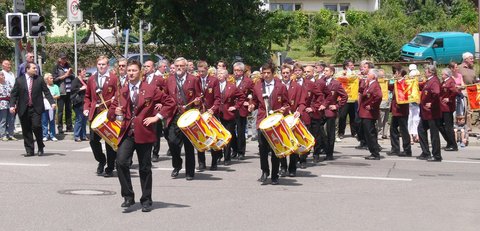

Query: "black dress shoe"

xmin=171 ymin=168 xmax=180 ymax=177
xmin=104 ymin=170 xmax=113 ymax=178
xmin=186 ymin=175 xmax=194 ymax=181
xmin=97 ymin=163 xmax=105 ymax=175
xmin=279 ymin=168 xmax=287 ymax=177
xmin=416 ymin=155 xmax=431 ymax=160
xmin=142 ymin=204 xmax=152 ymax=212
xmin=238 ymin=154 xmax=245 ymax=160
xmin=289 ymin=172 xmax=296 ymax=177
xmin=197 ymin=162 xmax=206 ymax=171
xmin=152 ymin=155 xmax=160 ymax=162
xmin=258 ymin=172 xmax=269 ymax=183
xmin=271 ymin=178 xmax=279 ymax=185
xmin=355 ymin=145 xmax=368 ymax=150
xmin=37 ymin=149 xmax=44 ymax=156
xmin=224 ymin=160 xmax=231 ymax=166
xmin=398 ymin=152 xmax=412 ymax=157
xmin=313 ymin=155 xmax=320 ymax=163
xmin=444 ymin=147 xmax=458 ymax=151
xmin=231 ymin=152 xmax=238 ymax=159
xmin=299 ymin=162 xmax=307 ymax=169
xmin=386 ymin=151 xmax=400 ymax=156
xmin=427 ymin=158 xmax=442 ymax=162
xmin=364 ymin=155 xmax=380 ymax=160
xmin=210 ymin=165 xmax=218 ymax=171
xmin=324 ymin=156 xmax=334 ymax=161
xmin=121 ymin=198 xmax=135 ymax=207
xmin=24 ymin=152 xmax=34 ymax=157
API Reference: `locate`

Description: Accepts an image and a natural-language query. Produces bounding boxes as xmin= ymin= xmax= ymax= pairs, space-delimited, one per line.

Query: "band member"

xmin=438 ymin=68 xmax=459 ymax=151
xmin=387 ymin=67 xmax=411 ymax=157
xmin=279 ymin=64 xmax=304 ymax=177
xmin=9 ymin=63 xmax=56 ymax=156
xmin=355 ymin=60 xmax=374 ymax=150
xmin=318 ymin=65 xmax=347 ymax=161
xmin=417 ymin=65 xmax=443 ymax=161
xmin=108 ymin=60 xmax=176 ymax=212
xmin=248 ymin=62 xmax=289 ymax=185
xmin=83 ymin=56 xmax=118 ymax=177
xmin=338 ymin=59 xmax=358 ymax=139
xmin=164 ymin=57 xmax=202 ymax=180
xmin=358 ymin=69 xmax=383 ymax=160
xmin=116 ymin=58 xmax=128 ymax=87
xmin=195 ymin=61 xmax=221 ymax=170
xmin=310 ymin=67 xmax=327 ymax=163
xmin=217 ymin=69 xmax=245 ymax=166
xmin=231 ymin=62 xmax=253 ymax=160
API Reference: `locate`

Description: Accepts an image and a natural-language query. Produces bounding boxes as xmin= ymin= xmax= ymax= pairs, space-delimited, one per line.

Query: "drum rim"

xmin=177 ymin=109 xmax=201 ymax=128
xmin=91 ymin=110 xmax=108 ymax=129
xmin=259 ymin=113 xmax=283 ymax=129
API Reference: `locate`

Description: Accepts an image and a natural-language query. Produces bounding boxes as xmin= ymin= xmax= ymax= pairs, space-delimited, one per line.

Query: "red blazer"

xmin=284 ymin=81 xmax=306 ymax=115
xmin=311 ymin=77 xmax=326 ymax=120
xmin=235 ymin=76 xmax=254 ymax=117
xmin=297 ymin=79 xmax=320 ymax=125
xmin=440 ymin=77 xmax=458 ymax=113
xmin=358 ymin=80 xmax=382 ymax=120
xmin=143 ymin=73 xmax=166 ymax=91
xmin=321 ymin=78 xmax=348 ymax=118
xmin=163 ymin=73 xmax=201 ymax=115
xmin=83 ymin=71 xmax=118 ymax=121
xmin=219 ymin=82 xmax=245 ymax=121
xmin=251 ymin=78 xmax=289 ymax=128
xmin=420 ymin=76 xmax=442 ymax=120
xmin=388 ymin=79 xmax=409 ymax=117
xmin=196 ymin=75 xmax=221 ymax=115
xmin=108 ymin=82 xmax=176 ymax=143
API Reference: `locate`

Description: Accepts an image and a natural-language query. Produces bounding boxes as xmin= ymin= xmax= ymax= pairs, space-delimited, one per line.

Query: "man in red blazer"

xmin=231 ymin=62 xmax=253 ymax=160
xmin=358 ymin=69 xmax=383 ymax=160
xmin=417 ymin=65 xmax=443 ymax=161
xmin=248 ymin=63 xmax=289 ymax=185
xmin=83 ymin=56 xmax=118 ymax=177
xmin=163 ymin=57 xmax=202 ymax=180
xmin=217 ymin=69 xmax=245 ymax=166
xmin=438 ymin=68 xmax=459 ymax=152
xmin=387 ymin=68 xmax=411 ymax=157
xmin=310 ymin=70 xmax=326 ymax=163
xmin=194 ymin=61 xmax=221 ymax=170
xmin=318 ymin=66 xmax=348 ymax=161
xmin=108 ymin=60 xmax=176 ymax=212
xmin=279 ymin=64 xmax=305 ymax=177
xmin=355 ymin=61 xmax=374 ymax=150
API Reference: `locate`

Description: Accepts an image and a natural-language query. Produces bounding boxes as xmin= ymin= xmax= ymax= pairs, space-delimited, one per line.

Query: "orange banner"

xmin=336 ymin=76 xmax=359 ymax=102
xmin=378 ymin=79 xmax=389 ymax=102
xmin=466 ymin=84 xmax=480 ymax=111
xmin=394 ymin=78 xmax=420 ymax=104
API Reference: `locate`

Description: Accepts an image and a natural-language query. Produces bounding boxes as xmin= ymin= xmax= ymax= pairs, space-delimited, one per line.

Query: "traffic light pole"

xmin=13 ymin=2 xmax=20 ymax=75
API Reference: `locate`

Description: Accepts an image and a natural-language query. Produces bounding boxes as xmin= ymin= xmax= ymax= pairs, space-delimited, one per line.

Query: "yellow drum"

xmin=284 ymin=114 xmax=315 ymax=155
xmin=259 ymin=113 xmax=299 ymax=158
xmin=177 ymin=109 xmax=216 ymax=152
xmin=201 ymin=112 xmax=231 ymax=151
xmin=91 ymin=110 xmax=121 ymax=151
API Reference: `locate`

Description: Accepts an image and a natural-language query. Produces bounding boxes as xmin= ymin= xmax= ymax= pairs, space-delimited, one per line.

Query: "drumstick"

xmin=98 ymin=92 xmax=108 ymax=110
xmin=184 ymin=94 xmax=204 ymax=108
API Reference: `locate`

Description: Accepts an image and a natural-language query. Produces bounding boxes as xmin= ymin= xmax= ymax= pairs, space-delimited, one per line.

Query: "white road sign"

xmin=67 ymin=0 xmax=83 ymax=24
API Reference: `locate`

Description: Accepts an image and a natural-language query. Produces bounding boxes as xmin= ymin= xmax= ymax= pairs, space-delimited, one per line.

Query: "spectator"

xmin=1 ymin=60 xmax=16 ymax=140
xmin=377 ymin=69 xmax=390 ymax=139
xmin=52 ymin=52 xmax=75 ymax=133
xmin=71 ymin=69 xmax=88 ymax=142
xmin=0 ymin=71 xmax=13 ymax=141
xmin=454 ymin=116 xmax=468 ymax=148
xmin=449 ymin=62 xmax=466 ymax=117
xmin=42 ymin=73 xmax=60 ymax=141
xmin=17 ymin=52 xmax=42 ymax=77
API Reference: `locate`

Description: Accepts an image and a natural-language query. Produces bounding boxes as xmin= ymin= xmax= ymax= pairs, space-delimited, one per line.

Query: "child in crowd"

xmin=454 ymin=116 xmax=468 ymax=148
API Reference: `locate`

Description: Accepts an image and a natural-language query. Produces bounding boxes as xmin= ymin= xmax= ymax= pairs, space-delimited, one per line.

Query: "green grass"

xmin=271 ymin=38 xmax=334 ymax=63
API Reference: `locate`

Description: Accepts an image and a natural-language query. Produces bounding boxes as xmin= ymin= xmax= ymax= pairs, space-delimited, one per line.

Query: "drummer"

xmin=248 ymin=62 xmax=289 ymax=185
xmin=83 ymin=55 xmax=118 ymax=177
xmin=217 ymin=68 xmax=245 ymax=166
xmin=163 ymin=57 xmax=202 ymax=181
xmin=195 ymin=61 xmax=221 ymax=170
xmin=279 ymin=64 xmax=305 ymax=177
xmin=108 ymin=60 xmax=176 ymax=212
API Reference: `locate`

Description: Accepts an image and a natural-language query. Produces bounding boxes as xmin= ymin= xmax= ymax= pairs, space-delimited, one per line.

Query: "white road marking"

xmin=350 ymin=157 xmax=480 ymax=164
xmin=72 ymin=147 xmax=94 ymax=152
xmin=321 ymin=174 xmax=412 ymax=181
xmin=0 ymin=162 xmax=50 ymax=167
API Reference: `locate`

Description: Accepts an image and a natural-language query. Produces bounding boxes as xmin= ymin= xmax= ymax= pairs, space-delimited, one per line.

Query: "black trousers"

xmin=319 ymin=117 xmax=336 ymax=157
xmin=310 ymin=118 xmax=325 ymax=156
xmin=220 ymin=118 xmax=236 ymax=161
xmin=439 ymin=111 xmax=457 ymax=149
xmin=361 ymin=118 xmax=380 ymax=157
xmin=231 ymin=113 xmax=247 ymax=156
xmin=20 ymin=106 xmax=44 ymax=154
xmin=258 ymin=129 xmax=280 ymax=180
xmin=57 ymin=93 xmax=72 ymax=130
xmin=116 ymin=135 xmax=153 ymax=205
xmin=418 ymin=119 xmax=442 ymax=159
xmin=280 ymin=154 xmax=298 ymax=173
xmin=167 ymin=114 xmax=195 ymax=177
xmin=390 ymin=116 xmax=411 ymax=154
xmin=338 ymin=102 xmax=357 ymax=136
xmin=355 ymin=109 xmax=367 ymax=146
xmin=299 ymin=124 xmax=313 ymax=163
xmin=89 ymin=128 xmax=117 ymax=171
xmin=152 ymin=120 xmax=163 ymax=157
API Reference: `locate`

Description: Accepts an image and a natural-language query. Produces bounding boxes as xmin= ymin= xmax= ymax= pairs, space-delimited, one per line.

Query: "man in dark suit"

xmin=318 ymin=65 xmax=348 ymax=161
xmin=195 ymin=61 xmax=221 ymax=170
xmin=10 ymin=63 xmax=56 ymax=156
xmin=83 ymin=56 xmax=118 ymax=177
xmin=163 ymin=57 xmax=202 ymax=180
xmin=248 ymin=62 xmax=289 ymax=185
xmin=108 ymin=60 xmax=176 ymax=212
xmin=438 ymin=68 xmax=459 ymax=152
xmin=417 ymin=65 xmax=443 ymax=161
xmin=358 ymin=69 xmax=383 ymax=160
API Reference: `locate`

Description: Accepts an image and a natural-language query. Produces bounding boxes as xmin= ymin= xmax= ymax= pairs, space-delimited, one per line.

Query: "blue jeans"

xmin=74 ymin=104 xmax=87 ymax=139
xmin=0 ymin=109 xmax=8 ymax=138
xmin=6 ymin=109 xmax=15 ymax=137
xmin=42 ymin=110 xmax=56 ymax=139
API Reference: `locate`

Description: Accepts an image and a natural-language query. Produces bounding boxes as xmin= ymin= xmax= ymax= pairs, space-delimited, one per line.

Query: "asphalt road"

xmin=1 ymin=136 xmax=479 ymax=231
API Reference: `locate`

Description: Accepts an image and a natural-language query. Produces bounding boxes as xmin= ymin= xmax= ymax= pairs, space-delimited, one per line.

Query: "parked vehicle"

xmin=80 ymin=29 xmax=140 ymax=46
xmin=401 ymin=32 xmax=475 ymax=64
xmin=85 ymin=53 xmax=163 ymax=77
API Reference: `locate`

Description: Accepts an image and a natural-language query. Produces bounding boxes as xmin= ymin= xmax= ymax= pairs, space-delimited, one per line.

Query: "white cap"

xmin=408 ymin=64 xmax=417 ymax=71
xmin=462 ymin=52 xmax=474 ymax=60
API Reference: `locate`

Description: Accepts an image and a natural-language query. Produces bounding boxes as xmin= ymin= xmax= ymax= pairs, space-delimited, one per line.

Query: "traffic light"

xmin=27 ymin=13 xmax=45 ymax=38
xmin=5 ymin=13 xmax=24 ymax=39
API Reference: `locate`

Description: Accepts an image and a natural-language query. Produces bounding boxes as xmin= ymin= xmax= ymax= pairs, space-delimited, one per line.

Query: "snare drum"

xmin=259 ymin=113 xmax=299 ymax=158
xmin=284 ymin=114 xmax=315 ymax=154
xmin=201 ymin=112 xmax=231 ymax=151
xmin=177 ymin=109 xmax=216 ymax=152
xmin=91 ymin=110 xmax=121 ymax=151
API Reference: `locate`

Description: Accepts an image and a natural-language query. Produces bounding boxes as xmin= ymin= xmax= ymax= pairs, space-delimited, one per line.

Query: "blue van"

xmin=401 ymin=32 xmax=475 ymax=64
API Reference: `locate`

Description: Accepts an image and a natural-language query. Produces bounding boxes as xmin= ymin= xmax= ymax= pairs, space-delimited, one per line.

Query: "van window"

xmin=433 ymin=38 xmax=444 ymax=48
xmin=409 ymin=35 xmax=434 ymax=47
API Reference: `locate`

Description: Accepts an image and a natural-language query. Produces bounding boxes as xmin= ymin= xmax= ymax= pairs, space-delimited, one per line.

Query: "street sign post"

xmin=67 ymin=0 xmax=83 ymax=77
